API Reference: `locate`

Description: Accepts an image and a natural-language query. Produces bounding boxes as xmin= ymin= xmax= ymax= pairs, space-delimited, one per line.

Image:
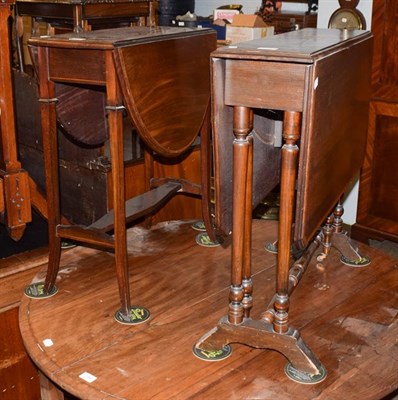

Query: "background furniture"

xmin=16 ymin=0 xmax=157 ymax=32
xmin=157 ymin=0 xmax=194 ymax=26
xmin=15 ymin=0 xmax=158 ymax=69
xmin=259 ymin=0 xmax=317 ymax=33
xmin=0 ymin=0 xmax=32 ymax=241
xmin=351 ymin=0 xmax=398 ymax=245
xmin=268 ymin=11 xmax=316 ymax=33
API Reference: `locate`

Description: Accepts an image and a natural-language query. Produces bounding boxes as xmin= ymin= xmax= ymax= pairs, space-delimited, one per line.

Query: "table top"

xmin=214 ymin=28 xmax=372 ymax=63
xmin=28 ymin=26 xmax=215 ymax=49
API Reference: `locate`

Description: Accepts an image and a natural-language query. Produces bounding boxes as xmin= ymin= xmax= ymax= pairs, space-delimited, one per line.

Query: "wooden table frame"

xmin=196 ymin=28 xmax=373 ymax=384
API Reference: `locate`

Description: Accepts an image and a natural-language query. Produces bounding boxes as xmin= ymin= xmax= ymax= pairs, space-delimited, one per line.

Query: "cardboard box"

xmin=226 ymin=14 xmax=274 ymax=44
xmin=213 ymin=8 xmax=239 ymax=23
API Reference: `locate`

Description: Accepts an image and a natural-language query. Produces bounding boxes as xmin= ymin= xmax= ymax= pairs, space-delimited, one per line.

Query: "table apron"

xmin=48 ymin=47 xmax=107 ymax=85
xmin=224 ymin=59 xmax=308 ymax=112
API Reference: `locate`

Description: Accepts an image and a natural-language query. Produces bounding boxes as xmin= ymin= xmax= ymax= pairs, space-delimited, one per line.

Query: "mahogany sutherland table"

xmin=195 ymin=28 xmax=373 ymax=384
xmin=24 ymin=26 xmax=216 ymax=323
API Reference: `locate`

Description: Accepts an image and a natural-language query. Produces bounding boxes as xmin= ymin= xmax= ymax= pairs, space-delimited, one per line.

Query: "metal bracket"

xmin=105 ymin=104 xmax=126 ymax=112
xmin=38 ymin=97 xmax=59 ymax=104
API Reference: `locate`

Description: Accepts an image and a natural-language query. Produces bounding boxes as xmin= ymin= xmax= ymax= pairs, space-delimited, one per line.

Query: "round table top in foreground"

xmin=19 ymin=220 xmax=398 ymax=399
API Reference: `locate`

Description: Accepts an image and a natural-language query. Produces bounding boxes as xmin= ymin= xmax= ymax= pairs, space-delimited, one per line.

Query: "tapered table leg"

xmin=25 ymin=46 xmax=60 ymax=299
xmin=105 ymin=53 xmax=150 ymax=325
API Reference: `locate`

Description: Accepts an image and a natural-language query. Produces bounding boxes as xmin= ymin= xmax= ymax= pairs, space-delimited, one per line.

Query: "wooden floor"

xmin=19 ymin=219 xmax=398 ymax=400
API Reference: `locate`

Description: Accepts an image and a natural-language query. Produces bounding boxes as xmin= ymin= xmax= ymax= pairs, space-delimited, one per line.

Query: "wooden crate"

xmin=14 ymin=70 xmax=202 ymax=226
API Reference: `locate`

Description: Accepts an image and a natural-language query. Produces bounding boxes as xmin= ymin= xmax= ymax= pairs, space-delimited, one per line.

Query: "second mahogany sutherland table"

xmin=195 ymin=28 xmax=373 ymax=384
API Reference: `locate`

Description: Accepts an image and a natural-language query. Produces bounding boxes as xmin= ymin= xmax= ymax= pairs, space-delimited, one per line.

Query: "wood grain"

xmin=19 ymin=220 xmax=398 ymax=399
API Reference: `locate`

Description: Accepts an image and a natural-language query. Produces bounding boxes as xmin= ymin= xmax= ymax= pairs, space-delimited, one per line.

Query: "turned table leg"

xmin=229 ymin=106 xmax=254 ymax=324
xmin=242 ymin=129 xmax=254 ymax=319
xmin=273 ymin=111 xmax=301 ymax=334
xmin=316 ymin=197 xmax=370 ymax=267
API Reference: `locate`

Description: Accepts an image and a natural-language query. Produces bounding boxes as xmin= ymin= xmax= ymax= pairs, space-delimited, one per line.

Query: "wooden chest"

xmin=14 ymin=70 xmax=202 ymax=226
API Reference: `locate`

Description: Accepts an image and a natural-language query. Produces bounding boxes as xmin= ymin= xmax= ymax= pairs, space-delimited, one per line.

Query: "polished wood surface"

xmin=28 ymin=26 xmax=216 ymax=320
xmin=19 ymin=220 xmax=398 ymax=399
xmin=0 ymin=308 xmax=41 ymax=400
xmin=114 ymin=32 xmax=213 ymax=157
xmin=351 ymin=0 xmax=398 ymax=245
